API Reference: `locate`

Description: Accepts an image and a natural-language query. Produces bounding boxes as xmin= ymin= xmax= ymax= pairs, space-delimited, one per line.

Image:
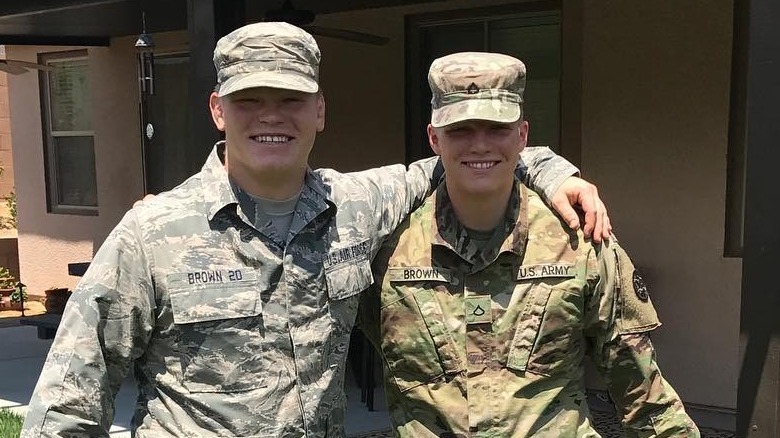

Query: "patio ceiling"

xmin=0 ymin=0 xmax=441 ymax=45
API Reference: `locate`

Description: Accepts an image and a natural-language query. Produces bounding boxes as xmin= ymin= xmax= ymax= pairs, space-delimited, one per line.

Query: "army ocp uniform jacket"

xmin=362 ymin=181 xmax=700 ymax=438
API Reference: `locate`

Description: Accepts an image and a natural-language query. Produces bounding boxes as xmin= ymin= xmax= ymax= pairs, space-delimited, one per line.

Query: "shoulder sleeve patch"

xmin=615 ymin=245 xmax=661 ymax=335
xmin=632 ymin=270 xmax=649 ymax=301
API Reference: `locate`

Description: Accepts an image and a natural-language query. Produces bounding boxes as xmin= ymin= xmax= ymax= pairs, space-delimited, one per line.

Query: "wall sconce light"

xmin=135 ymin=12 xmax=155 ymax=96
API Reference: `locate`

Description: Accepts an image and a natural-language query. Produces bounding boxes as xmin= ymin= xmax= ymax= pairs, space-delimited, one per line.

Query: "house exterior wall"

xmin=7 ymin=44 xmax=91 ymax=295
xmin=5 ymin=32 xmax=187 ymax=295
xmin=0 ymin=47 xmax=19 ymax=282
xmin=579 ymin=0 xmax=739 ymax=410
xmin=0 ymin=60 xmax=14 ymax=200
xmin=6 ymin=0 xmax=738 ymax=415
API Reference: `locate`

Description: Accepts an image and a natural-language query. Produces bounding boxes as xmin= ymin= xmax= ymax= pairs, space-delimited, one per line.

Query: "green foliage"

xmin=5 ymin=191 xmax=16 ymax=229
xmin=0 ymin=155 xmax=16 ymax=230
xmin=0 ymin=191 xmax=16 ymax=230
xmin=0 ymin=408 xmax=23 ymax=438
xmin=9 ymin=285 xmax=26 ymax=303
xmin=0 ymin=267 xmax=13 ymax=289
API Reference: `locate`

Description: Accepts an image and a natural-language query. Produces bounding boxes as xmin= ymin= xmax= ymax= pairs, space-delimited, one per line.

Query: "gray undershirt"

xmin=251 ymin=192 xmax=300 ymax=238
xmin=232 ymin=180 xmax=301 ymax=239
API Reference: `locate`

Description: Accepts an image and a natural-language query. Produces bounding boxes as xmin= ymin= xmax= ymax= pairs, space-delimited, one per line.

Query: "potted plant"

xmin=44 ymin=286 xmax=72 ymax=314
xmin=8 ymin=284 xmax=27 ymax=311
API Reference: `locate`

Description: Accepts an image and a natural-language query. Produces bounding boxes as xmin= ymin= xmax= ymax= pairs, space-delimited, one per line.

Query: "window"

xmin=406 ymin=3 xmax=562 ymax=162
xmin=39 ymin=51 xmax=98 ymax=214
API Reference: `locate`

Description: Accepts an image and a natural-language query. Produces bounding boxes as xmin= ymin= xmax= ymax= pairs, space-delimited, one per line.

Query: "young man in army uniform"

xmin=22 ymin=24 xmax=610 ymax=437
xmin=361 ymin=52 xmax=699 ymax=437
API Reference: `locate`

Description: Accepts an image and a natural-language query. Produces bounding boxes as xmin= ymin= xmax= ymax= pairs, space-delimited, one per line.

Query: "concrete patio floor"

xmin=0 ymin=324 xmax=390 ymax=437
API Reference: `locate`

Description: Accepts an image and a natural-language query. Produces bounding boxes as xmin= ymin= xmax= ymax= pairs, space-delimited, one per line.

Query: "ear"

xmin=427 ymin=124 xmax=442 ymax=156
xmin=517 ymin=120 xmax=529 ymax=150
xmin=209 ymin=92 xmax=226 ymax=131
xmin=316 ymin=93 xmax=326 ymax=132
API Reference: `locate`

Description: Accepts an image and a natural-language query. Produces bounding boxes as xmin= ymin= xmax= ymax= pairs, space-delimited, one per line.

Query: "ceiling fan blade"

xmin=2 ymin=60 xmax=54 ymax=71
xmin=0 ymin=62 xmax=28 ymax=75
xmin=265 ymin=0 xmax=314 ymax=26
xmin=306 ymin=26 xmax=389 ymax=46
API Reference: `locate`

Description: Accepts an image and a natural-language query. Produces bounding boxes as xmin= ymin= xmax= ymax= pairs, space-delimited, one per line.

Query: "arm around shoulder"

xmin=344 ymin=157 xmax=441 ymax=245
xmin=518 ymin=146 xmax=578 ymax=202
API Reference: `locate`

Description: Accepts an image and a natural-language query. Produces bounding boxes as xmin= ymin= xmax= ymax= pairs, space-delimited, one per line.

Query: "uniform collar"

xmin=202 ymin=141 xmax=239 ymax=221
xmin=287 ymin=171 xmax=335 ymax=242
xmin=431 ymin=179 xmax=529 ymax=268
xmin=202 ymin=141 xmax=335 ymax=233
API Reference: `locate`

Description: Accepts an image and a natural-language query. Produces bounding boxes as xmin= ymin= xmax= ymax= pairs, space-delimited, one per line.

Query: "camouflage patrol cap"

xmin=214 ymin=22 xmax=320 ymax=96
xmin=428 ymin=52 xmax=526 ymax=127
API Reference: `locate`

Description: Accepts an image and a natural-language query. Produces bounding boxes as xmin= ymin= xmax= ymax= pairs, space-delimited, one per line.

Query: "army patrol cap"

xmin=214 ymin=22 xmax=320 ymax=96
xmin=428 ymin=52 xmax=526 ymax=127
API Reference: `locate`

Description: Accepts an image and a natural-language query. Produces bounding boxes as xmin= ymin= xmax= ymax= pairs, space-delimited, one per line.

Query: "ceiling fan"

xmin=265 ymin=0 xmax=389 ymax=46
xmin=0 ymin=59 xmax=54 ymax=75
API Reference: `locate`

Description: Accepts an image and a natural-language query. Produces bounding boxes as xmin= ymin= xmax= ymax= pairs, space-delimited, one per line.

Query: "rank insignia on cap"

xmin=467 ymin=82 xmax=479 ymax=94
xmin=632 ymin=270 xmax=649 ymax=301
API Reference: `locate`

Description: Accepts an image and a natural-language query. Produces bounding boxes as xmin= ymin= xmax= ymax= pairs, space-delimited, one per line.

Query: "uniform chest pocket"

xmin=376 ymin=280 xmax=465 ymax=394
xmin=325 ymin=257 xmax=374 ymax=301
xmin=506 ymin=282 xmax=585 ymax=377
xmin=169 ymin=282 xmax=267 ymax=393
xmin=325 ymin=257 xmax=373 ymax=335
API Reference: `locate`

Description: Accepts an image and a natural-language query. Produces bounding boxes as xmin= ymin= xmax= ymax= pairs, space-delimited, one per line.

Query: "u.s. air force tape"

xmin=388 ymin=266 xmax=452 ymax=283
xmin=516 ymin=263 xmax=575 ymax=280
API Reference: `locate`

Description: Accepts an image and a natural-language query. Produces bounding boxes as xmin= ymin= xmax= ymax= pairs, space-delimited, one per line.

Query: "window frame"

xmin=38 ymin=50 xmax=98 ymax=216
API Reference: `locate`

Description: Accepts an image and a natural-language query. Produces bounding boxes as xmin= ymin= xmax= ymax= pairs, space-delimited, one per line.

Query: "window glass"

xmin=39 ymin=51 xmax=98 ymax=214
xmin=491 ymin=17 xmax=560 ymax=149
xmin=48 ymin=58 xmax=91 ymax=132
xmin=408 ymin=11 xmax=561 ymax=161
xmin=54 ymin=136 xmax=98 ymax=207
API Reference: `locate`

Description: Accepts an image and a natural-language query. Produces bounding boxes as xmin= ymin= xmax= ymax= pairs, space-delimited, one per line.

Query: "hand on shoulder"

xmin=550 ymin=176 xmax=612 ymax=244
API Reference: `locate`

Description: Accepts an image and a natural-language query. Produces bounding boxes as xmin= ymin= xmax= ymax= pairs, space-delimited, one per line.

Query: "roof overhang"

xmin=0 ymin=0 xmax=442 ymax=46
xmin=0 ymin=0 xmax=185 ymax=46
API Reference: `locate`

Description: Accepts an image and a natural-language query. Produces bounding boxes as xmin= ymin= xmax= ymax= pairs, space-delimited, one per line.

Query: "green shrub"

xmin=0 ymin=267 xmax=13 ymax=290
xmin=8 ymin=286 xmax=26 ymax=303
xmin=0 ymin=156 xmax=15 ymax=230
xmin=0 ymin=408 xmax=23 ymax=438
xmin=5 ymin=191 xmax=16 ymax=229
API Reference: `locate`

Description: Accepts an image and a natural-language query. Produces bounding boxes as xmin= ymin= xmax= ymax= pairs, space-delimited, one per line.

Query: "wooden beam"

xmin=0 ymin=34 xmax=109 ymax=46
xmin=0 ymin=0 xmax=126 ymax=19
xmin=738 ymin=0 xmax=780 ymax=435
xmin=184 ymin=0 xmax=245 ymax=175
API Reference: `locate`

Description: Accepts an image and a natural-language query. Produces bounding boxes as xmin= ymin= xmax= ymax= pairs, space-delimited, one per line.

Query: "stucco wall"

xmin=579 ymin=0 xmax=739 ymax=409
xmin=0 ymin=64 xmax=14 ymax=200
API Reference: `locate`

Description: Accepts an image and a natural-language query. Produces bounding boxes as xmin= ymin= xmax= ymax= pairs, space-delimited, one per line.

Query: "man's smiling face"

xmin=428 ymin=119 xmax=528 ymax=199
xmin=210 ymin=86 xmax=325 ymax=195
